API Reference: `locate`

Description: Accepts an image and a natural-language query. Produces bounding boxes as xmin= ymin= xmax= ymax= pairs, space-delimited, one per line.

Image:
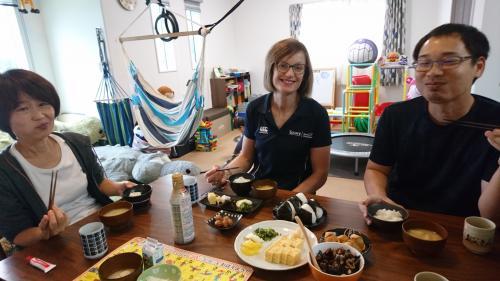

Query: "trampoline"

xmin=330 ymin=133 xmax=374 ymax=175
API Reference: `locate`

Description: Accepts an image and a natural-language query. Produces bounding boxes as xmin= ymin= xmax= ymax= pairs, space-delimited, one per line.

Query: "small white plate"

xmin=234 ymin=220 xmax=317 ymax=271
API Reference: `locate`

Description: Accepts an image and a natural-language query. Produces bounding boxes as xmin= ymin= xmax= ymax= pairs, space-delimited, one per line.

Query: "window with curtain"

xmin=299 ymin=0 xmax=386 ymax=74
xmin=184 ymin=0 xmax=202 ymax=69
xmin=150 ymin=2 xmax=177 ymax=72
xmin=0 ymin=5 xmax=30 ymax=72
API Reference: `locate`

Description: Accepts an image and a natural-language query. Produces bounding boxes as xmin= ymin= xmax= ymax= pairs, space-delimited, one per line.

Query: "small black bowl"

xmin=123 ymin=184 xmax=152 ymax=204
xmin=207 ymin=210 xmax=242 ymax=230
xmin=228 ymin=173 xmax=254 ymax=196
xmin=130 ymin=198 xmax=151 ymax=211
xmin=367 ymin=201 xmax=409 ymax=230
xmin=319 ymin=228 xmax=372 ymax=258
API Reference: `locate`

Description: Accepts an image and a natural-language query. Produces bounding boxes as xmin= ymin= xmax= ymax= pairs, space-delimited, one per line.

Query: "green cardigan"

xmin=0 ymin=132 xmax=112 ymax=242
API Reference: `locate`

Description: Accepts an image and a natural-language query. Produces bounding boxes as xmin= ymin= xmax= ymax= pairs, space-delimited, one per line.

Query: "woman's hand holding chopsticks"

xmin=38 ymin=205 xmax=69 ymax=240
xmin=204 ymin=165 xmax=240 ymax=187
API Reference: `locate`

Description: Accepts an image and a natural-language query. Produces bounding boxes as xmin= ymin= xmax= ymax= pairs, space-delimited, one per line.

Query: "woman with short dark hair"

xmin=205 ymin=38 xmax=331 ymax=193
xmin=0 ymin=69 xmax=135 ymax=247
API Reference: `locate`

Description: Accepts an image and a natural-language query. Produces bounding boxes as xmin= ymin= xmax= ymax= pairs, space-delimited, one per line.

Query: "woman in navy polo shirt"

xmin=206 ymin=38 xmax=331 ymax=193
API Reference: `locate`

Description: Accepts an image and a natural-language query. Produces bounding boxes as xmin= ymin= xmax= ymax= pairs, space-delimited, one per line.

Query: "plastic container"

xmin=142 ymin=237 xmax=164 ymax=269
xmin=169 ymin=173 xmax=195 ymax=244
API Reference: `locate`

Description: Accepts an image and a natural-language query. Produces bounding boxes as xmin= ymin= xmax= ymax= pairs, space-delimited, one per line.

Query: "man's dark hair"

xmin=412 ymin=23 xmax=490 ymax=62
xmin=0 ymin=69 xmax=60 ymax=138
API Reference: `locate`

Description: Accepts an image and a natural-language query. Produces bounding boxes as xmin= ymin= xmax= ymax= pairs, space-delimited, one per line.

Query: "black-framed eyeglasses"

xmin=276 ymin=62 xmax=306 ymax=74
xmin=412 ymin=55 xmax=473 ymax=72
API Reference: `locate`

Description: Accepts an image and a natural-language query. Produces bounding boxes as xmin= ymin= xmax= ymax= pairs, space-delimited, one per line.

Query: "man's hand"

xmin=358 ymin=195 xmax=399 ymax=225
xmin=485 ymin=129 xmax=500 ymax=151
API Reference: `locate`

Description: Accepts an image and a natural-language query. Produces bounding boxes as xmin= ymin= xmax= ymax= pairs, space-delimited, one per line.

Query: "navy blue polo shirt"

xmin=244 ymin=93 xmax=331 ymax=190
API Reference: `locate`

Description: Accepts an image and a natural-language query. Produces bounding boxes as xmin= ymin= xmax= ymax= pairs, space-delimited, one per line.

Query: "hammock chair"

xmin=95 ymin=28 xmax=134 ymax=146
xmin=119 ymin=0 xmax=245 ymax=148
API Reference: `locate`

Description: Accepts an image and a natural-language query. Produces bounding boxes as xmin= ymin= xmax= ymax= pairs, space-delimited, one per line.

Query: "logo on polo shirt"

xmin=303 ymin=132 xmax=313 ymax=139
xmin=259 ymin=126 xmax=269 ymax=134
xmin=289 ymin=130 xmax=313 ymax=139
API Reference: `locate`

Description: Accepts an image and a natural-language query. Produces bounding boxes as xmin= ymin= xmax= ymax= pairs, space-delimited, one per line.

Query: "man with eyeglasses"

xmin=360 ymin=23 xmax=500 ymax=224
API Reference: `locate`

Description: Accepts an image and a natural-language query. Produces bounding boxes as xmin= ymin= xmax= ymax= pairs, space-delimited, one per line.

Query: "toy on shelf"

xmin=377 ymin=52 xmax=408 ymax=68
xmin=406 ymin=76 xmax=421 ymax=100
xmin=194 ymin=120 xmax=218 ymax=152
xmin=348 ymin=39 xmax=378 ymax=68
xmin=378 ymin=52 xmax=411 ymax=100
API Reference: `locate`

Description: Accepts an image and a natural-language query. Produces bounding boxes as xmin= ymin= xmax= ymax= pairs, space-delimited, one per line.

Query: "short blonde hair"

xmin=263 ymin=38 xmax=313 ymax=97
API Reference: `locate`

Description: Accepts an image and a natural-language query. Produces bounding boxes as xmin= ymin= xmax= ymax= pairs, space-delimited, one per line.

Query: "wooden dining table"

xmin=0 ymin=175 xmax=499 ymax=281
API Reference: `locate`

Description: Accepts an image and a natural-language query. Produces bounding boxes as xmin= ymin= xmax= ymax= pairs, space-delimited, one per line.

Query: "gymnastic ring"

xmin=154 ymin=8 xmax=179 ymax=42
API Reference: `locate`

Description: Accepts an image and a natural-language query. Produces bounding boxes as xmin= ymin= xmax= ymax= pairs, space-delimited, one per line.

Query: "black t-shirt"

xmin=370 ymin=95 xmax=500 ymax=216
xmin=244 ymin=93 xmax=332 ymax=190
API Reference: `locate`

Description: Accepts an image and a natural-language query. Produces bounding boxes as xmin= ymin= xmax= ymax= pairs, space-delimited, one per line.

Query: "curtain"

xmin=381 ymin=0 xmax=406 ymax=86
xmin=450 ymin=0 xmax=472 ymax=24
xmin=289 ymin=4 xmax=302 ymax=39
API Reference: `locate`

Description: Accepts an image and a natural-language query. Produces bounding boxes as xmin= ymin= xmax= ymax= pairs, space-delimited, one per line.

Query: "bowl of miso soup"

xmin=99 ymin=201 xmax=133 ymax=230
xmin=402 ymin=219 xmax=448 ymax=256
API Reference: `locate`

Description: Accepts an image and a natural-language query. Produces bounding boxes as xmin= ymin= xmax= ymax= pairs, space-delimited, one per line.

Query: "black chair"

xmin=232 ymin=115 xmax=245 ymax=155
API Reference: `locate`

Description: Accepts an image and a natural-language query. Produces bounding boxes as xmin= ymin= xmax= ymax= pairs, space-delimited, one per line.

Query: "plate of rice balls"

xmin=272 ymin=192 xmax=327 ymax=228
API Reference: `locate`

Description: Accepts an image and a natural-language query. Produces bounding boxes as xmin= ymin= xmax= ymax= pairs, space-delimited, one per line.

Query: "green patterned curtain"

xmin=289 ymin=4 xmax=303 ymax=39
xmin=381 ymin=0 xmax=406 ymax=86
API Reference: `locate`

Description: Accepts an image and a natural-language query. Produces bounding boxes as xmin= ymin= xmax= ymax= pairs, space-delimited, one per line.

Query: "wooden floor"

xmin=178 ymin=130 xmax=367 ymax=202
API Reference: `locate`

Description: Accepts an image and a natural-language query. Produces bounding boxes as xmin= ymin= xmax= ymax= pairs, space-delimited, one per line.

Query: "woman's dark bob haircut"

xmin=0 ymin=69 xmax=60 ymax=138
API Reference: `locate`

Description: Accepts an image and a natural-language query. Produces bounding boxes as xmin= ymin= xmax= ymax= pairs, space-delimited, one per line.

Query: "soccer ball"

xmin=348 ymin=39 xmax=378 ymax=65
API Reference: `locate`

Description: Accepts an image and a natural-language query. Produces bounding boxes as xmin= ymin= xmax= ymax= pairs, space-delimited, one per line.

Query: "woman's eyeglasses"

xmin=412 ymin=55 xmax=472 ymax=72
xmin=276 ymin=62 xmax=306 ymax=74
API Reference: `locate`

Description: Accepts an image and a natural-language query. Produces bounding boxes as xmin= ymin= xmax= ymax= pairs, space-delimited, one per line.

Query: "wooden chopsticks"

xmin=444 ymin=119 xmax=499 ymax=131
xmin=295 ymin=216 xmax=321 ymax=270
xmin=48 ymin=170 xmax=58 ymax=210
xmin=200 ymin=167 xmax=240 ymax=174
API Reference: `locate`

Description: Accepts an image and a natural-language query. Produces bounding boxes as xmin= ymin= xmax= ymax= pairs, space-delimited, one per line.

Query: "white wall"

xmin=35 ymin=0 xmax=104 ymax=116
xmin=472 ymin=0 xmax=500 ymax=102
xmin=99 ymin=0 xmax=239 ymax=108
xmin=19 ymin=12 xmax=55 ymax=84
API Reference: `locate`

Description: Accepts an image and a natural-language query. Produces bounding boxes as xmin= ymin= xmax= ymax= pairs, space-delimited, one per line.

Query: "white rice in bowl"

xmin=232 ymin=176 xmax=251 ymax=183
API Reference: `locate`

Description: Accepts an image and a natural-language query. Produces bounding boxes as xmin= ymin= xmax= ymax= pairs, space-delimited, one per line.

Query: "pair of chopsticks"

xmin=48 ymin=170 xmax=58 ymax=210
xmin=444 ymin=119 xmax=499 ymax=130
xmin=200 ymin=167 xmax=240 ymax=174
xmin=295 ymin=216 xmax=321 ymax=270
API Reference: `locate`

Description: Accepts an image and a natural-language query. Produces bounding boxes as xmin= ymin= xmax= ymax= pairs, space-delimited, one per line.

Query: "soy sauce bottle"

xmin=169 ymin=172 xmax=195 ymax=244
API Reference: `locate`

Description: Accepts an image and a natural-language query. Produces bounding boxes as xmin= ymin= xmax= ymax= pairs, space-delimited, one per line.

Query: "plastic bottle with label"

xmin=169 ymin=172 xmax=195 ymax=244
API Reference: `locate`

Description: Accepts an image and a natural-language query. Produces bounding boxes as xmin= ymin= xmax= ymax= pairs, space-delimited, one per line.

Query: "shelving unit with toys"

xmin=210 ymin=72 xmax=251 ymax=108
xmin=342 ymin=63 xmax=380 ymax=133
